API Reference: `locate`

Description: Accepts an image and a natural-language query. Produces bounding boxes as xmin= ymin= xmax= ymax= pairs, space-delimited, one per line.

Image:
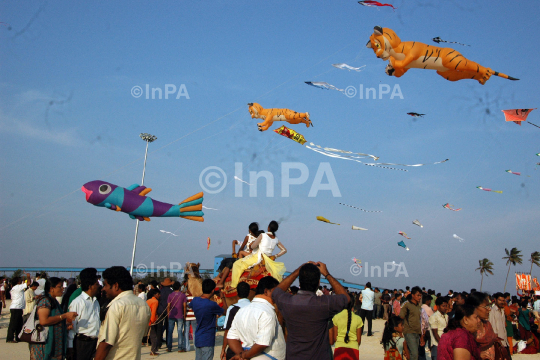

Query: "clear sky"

xmin=1 ymin=0 xmax=539 ymax=293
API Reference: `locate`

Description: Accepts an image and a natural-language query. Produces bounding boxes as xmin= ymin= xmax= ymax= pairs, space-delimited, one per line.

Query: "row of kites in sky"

xmin=81 ymin=8 xmax=537 ymax=257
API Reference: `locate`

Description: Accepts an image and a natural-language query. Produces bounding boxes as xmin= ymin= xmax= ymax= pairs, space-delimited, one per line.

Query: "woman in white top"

xmin=231 ymin=220 xmax=287 ymax=288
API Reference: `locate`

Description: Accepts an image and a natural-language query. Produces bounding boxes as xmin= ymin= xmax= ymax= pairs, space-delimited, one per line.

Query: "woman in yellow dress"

xmin=230 ymin=220 xmax=287 ymax=288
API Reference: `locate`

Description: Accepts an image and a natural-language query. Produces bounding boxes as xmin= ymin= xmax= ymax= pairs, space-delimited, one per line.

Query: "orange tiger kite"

xmin=366 ymin=26 xmax=518 ymax=85
xmin=248 ymin=103 xmax=312 ymax=131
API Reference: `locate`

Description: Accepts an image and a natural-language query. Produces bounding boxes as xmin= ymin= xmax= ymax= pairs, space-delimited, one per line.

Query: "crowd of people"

xmin=0 ymin=262 xmax=540 ymax=360
xmin=1 ymin=265 xmax=540 ymax=360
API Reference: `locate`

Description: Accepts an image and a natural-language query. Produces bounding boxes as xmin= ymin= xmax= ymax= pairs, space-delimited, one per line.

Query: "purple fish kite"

xmin=82 ymin=180 xmax=204 ymax=222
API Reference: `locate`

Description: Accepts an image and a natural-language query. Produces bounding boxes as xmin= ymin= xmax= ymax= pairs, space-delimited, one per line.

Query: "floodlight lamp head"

xmin=139 ymin=133 xmax=157 ymax=142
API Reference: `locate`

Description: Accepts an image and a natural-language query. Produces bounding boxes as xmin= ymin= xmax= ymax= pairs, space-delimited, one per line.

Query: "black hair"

xmin=268 ymin=220 xmax=279 ymax=234
xmin=445 ymin=304 xmax=476 ymax=332
xmin=150 ymin=280 xmax=159 ymax=289
xmin=406 ymin=286 xmax=410 ymax=290
xmin=102 ymin=266 xmax=133 ymax=291
xmin=381 ymin=315 xmax=404 ymax=349
xmin=62 ymin=284 xmax=78 ymax=312
xmin=504 ymin=292 xmax=510 ymax=298
xmin=137 ymin=284 xmax=146 ymax=292
xmin=520 ymin=299 xmax=528 ymax=308
xmin=249 ymin=222 xmax=260 ymax=236
xmin=299 ymin=263 xmax=320 ymax=292
xmin=435 ymin=296 xmax=449 ymax=307
xmin=237 ymin=281 xmax=251 ymax=298
xmin=148 ymin=288 xmax=160 ymax=299
xmin=422 ymin=293 xmax=432 ymax=304
xmin=31 ymin=281 xmax=39 ymax=287
xmin=344 ymin=299 xmax=354 ymax=343
xmin=290 ymin=286 xmax=299 ymax=295
xmin=493 ymin=292 xmax=504 ymax=300
xmin=202 ymin=279 xmax=216 ymax=294
xmin=255 ymin=276 xmax=279 ymax=295
xmin=465 ymin=292 xmax=489 ymax=308
xmin=80 ymin=268 xmax=98 ymax=292
xmin=411 ymin=286 xmax=422 ymax=295
xmin=366 ymin=282 xmax=372 ymax=289
xmin=470 ymin=288 xmax=477 ymax=293
xmin=172 ymin=281 xmax=181 ymax=291
xmin=44 ymin=277 xmax=63 ymax=309
xmin=10 ymin=277 xmax=21 ymax=286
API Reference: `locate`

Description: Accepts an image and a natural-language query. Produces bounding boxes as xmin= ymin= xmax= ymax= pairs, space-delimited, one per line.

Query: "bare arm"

xmin=250 ymin=234 xmax=263 ymax=250
xmin=277 ymin=265 xmax=301 ymax=293
xmin=330 ymin=325 xmax=337 ymax=345
xmin=37 ymin=307 xmax=77 ymax=327
xmin=237 ymin=236 xmax=249 ymax=254
xmin=431 ymin=328 xmax=441 ymax=343
xmin=357 ymin=327 xmax=362 ymax=346
xmin=275 ymin=242 xmax=287 ymax=258
xmin=403 ymin=340 xmax=410 ymax=360
xmin=95 ymin=341 xmax=113 ymax=360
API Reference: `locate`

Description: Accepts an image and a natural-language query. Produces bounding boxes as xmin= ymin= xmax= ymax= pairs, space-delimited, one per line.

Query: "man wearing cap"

xmin=158 ymin=278 xmax=174 ymax=344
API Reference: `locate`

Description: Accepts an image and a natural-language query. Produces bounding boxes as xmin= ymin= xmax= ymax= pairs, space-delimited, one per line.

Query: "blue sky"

xmin=1 ymin=0 xmax=539 ymax=293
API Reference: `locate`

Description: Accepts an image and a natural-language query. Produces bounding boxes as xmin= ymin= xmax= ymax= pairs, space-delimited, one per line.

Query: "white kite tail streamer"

xmin=305 ymin=144 xmax=407 ymax=171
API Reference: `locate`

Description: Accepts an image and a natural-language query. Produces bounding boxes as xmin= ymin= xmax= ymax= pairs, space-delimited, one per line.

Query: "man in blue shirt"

xmin=360 ymin=282 xmax=375 ymax=336
xmin=188 ymin=279 xmax=226 ymax=360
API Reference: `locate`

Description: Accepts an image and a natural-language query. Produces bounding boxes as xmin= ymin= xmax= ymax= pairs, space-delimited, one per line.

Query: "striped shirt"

xmin=186 ymin=295 xmax=195 ymax=321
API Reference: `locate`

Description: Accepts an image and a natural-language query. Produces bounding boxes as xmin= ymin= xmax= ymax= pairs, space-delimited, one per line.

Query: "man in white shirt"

xmin=227 ymin=276 xmax=286 ymax=360
xmin=7 ymin=275 xmax=29 ymax=343
xmin=67 ymin=268 xmax=101 ymax=360
xmin=429 ymin=297 xmax=449 ymax=360
xmin=316 ymin=286 xmax=323 ymax=296
xmin=95 ymin=266 xmax=150 ymax=360
xmin=360 ymin=282 xmax=375 ymax=336
xmin=34 ymin=272 xmax=46 ymax=296
xmin=221 ymin=282 xmax=251 ymax=359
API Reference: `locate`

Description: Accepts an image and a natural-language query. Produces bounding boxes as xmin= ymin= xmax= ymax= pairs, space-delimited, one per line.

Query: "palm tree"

xmin=475 ymin=258 xmax=494 ymax=291
xmin=529 ymin=251 xmax=540 ymax=288
xmin=503 ymin=248 xmax=523 ymax=292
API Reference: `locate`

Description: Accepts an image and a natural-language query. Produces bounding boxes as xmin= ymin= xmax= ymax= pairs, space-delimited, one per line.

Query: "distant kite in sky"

xmin=358 ymin=1 xmax=396 ymax=10
xmin=412 ymin=220 xmax=423 ymax=228
xmin=505 ymin=170 xmax=521 ymax=176
xmin=537 ymin=154 xmax=540 ymax=157
xmin=398 ymin=231 xmax=411 ymax=239
xmin=432 ymin=37 xmax=470 ymax=47
xmin=407 ymin=112 xmax=425 ymax=118
xmin=332 ymin=63 xmax=366 ymax=72
xmin=443 ymin=203 xmax=461 ymax=211
xmin=317 ymin=216 xmax=340 ymax=225
xmin=160 ymin=230 xmax=179 ymax=236
xmin=202 ymin=206 xmax=219 ymax=210
xmin=207 ymin=237 xmax=211 ymax=250
xmin=352 ymin=225 xmax=368 ymax=230
xmin=234 ymin=176 xmax=252 ymax=186
xmin=477 ymin=186 xmax=502 ymax=194
xmin=352 ymin=257 xmax=362 ymax=267
xmin=502 ymin=109 xmax=537 ymax=126
xmin=397 ymin=240 xmax=409 ymax=251
xmin=339 ymin=203 xmax=382 ymax=212
xmin=453 ymin=234 xmax=465 ymax=242
xmin=305 ymin=81 xmax=344 ymax=93
xmin=81 ymin=181 xmax=204 ymax=222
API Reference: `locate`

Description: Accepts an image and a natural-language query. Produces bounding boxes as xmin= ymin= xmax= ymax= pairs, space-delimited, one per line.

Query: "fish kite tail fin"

xmin=179 ymin=192 xmax=204 ymax=222
xmin=493 ymin=71 xmax=519 ymax=81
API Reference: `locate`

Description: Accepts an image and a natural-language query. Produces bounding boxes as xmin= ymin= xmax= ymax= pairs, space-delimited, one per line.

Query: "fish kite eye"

xmin=99 ymin=184 xmax=112 ymax=195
